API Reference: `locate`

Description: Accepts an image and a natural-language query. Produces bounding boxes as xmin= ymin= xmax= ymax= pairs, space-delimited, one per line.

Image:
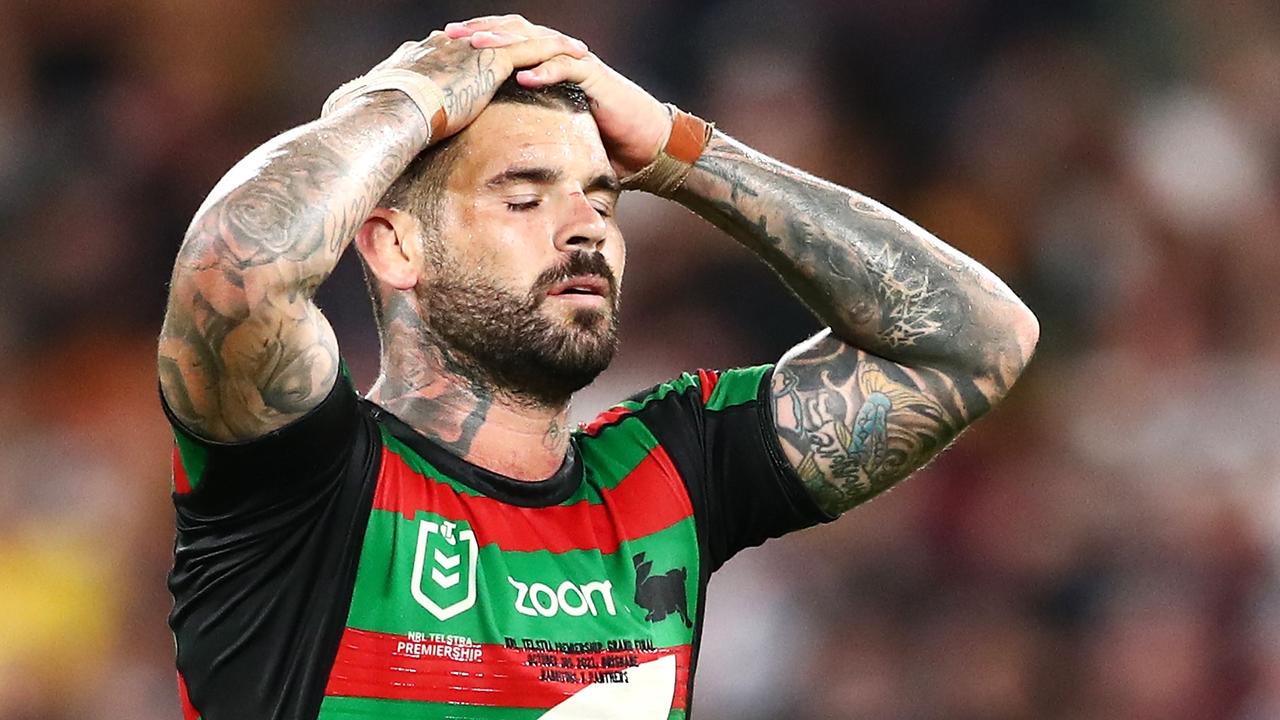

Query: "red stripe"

xmin=324 ymin=627 xmax=690 ymax=710
xmin=172 ymin=446 xmax=192 ymax=495
xmin=176 ymin=671 xmax=200 ymax=720
xmin=698 ymin=369 xmax=720 ymax=405
xmin=372 ymin=445 xmax=694 ymax=554
xmin=579 ymin=404 xmax=634 ymax=437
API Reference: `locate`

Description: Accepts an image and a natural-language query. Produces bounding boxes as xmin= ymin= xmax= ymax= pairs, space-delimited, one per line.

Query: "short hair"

xmin=364 ymin=78 xmax=591 ymax=328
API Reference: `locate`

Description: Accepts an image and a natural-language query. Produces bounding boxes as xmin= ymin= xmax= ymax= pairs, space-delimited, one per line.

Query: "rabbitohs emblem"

xmin=411 ymin=518 xmax=478 ymax=621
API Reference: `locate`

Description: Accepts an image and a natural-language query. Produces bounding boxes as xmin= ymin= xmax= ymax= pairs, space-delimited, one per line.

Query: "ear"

xmin=354 ymin=208 xmax=423 ymax=291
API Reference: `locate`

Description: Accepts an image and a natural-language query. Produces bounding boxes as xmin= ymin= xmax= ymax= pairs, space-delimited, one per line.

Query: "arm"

xmin=159 ymin=30 xmax=586 ymax=442
xmin=673 ymin=134 xmax=1039 ymax=514
xmin=158 ymin=94 xmax=427 ymax=442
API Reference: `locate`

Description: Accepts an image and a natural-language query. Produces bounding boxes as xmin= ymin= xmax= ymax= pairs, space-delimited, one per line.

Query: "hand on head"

xmin=444 ymin=15 xmax=672 ymax=174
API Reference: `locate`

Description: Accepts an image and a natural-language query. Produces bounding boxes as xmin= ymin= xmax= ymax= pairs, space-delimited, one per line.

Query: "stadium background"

xmin=3 ymin=0 xmax=1280 ymax=718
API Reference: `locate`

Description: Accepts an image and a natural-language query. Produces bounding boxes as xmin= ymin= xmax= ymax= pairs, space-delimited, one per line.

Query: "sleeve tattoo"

xmin=771 ymin=335 xmax=963 ymax=512
xmin=159 ymin=93 xmax=429 ymax=442
xmin=676 ymin=133 xmax=1038 ymax=515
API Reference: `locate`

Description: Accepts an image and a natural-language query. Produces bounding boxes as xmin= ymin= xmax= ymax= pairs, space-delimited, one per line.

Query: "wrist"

xmin=343 ymin=92 xmax=433 ymax=149
xmin=323 ymin=69 xmax=449 ymax=148
xmin=620 ymin=105 xmax=714 ymax=197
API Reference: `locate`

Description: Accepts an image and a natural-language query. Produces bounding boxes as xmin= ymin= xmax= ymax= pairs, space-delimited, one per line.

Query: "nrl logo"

xmin=410 ymin=518 xmax=478 ymax=621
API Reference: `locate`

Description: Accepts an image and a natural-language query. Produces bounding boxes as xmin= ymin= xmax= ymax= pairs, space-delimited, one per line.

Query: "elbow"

xmin=166 ymin=234 xmax=254 ymax=324
xmin=950 ymin=300 xmax=1039 ymax=397
xmin=1010 ymin=303 xmax=1040 ymax=372
xmin=984 ymin=302 xmax=1039 ymax=392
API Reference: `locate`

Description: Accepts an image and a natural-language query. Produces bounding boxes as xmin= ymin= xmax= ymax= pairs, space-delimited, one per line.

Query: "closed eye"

xmin=506 ymin=199 xmax=541 ymax=212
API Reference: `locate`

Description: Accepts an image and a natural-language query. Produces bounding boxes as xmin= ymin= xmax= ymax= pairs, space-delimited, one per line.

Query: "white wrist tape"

xmin=322 ymin=68 xmax=449 ymax=142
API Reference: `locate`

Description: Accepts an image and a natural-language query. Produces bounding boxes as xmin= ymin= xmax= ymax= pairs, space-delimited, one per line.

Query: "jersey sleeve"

xmin=622 ymin=365 xmax=836 ymax=573
xmin=162 ymin=370 xmax=363 ymax=512
xmin=161 ymin=370 xmax=386 ymax=720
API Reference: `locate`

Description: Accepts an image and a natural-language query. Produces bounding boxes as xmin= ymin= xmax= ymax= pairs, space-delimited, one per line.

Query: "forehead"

xmin=451 ymin=104 xmax=611 ymax=185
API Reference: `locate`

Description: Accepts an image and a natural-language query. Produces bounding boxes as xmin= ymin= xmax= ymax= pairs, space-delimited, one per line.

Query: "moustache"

xmin=531 ymin=251 xmax=619 ymax=301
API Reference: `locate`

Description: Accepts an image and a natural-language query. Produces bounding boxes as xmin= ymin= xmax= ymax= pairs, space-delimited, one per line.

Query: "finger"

xmin=488 ymin=16 xmax=546 ymax=35
xmin=467 ymin=30 xmax=522 ymax=47
xmin=516 ymin=54 xmax=596 ymax=88
xmin=469 ymin=28 xmax=588 ymax=54
xmin=498 ymin=35 xmax=591 ymax=67
xmin=444 ymin=14 xmax=526 ymax=37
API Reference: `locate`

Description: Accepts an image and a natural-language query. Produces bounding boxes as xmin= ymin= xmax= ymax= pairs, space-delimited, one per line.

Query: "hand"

xmin=444 ymin=15 xmax=673 ymax=175
xmin=363 ymin=26 xmax=590 ymax=140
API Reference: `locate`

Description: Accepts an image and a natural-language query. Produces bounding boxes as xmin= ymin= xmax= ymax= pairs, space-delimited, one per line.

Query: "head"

xmin=356 ymin=78 xmax=625 ymax=408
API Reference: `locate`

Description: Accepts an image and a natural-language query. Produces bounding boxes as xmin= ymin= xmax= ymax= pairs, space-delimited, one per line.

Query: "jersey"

xmin=164 ymin=365 xmax=832 ymax=720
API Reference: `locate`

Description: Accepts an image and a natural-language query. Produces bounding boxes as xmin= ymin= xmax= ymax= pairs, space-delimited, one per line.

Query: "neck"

xmin=367 ymin=301 xmax=572 ymax=481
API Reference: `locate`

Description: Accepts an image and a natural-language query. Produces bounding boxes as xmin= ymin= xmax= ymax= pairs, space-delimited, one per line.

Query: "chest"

xmin=319 ymin=444 xmax=701 ymax=719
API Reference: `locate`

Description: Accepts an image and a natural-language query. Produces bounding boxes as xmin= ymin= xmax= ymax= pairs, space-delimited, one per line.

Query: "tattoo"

xmin=441 ymin=50 xmax=498 ymax=123
xmin=159 ymin=92 xmax=429 ymax=441
xmin=373 ymin=294 xmax=495 ymax=457
xmin=863 ymin=247 xmax=944 ymax=348
xmin=543 ymin=418 xmax=564 ymax=453
xmin=676 ymin=132 xmax=1037 ymax=514
xmin=676 ymin=135 xmax=1022 ymax=364
xmin=772 ymin=335 xmax=961 ymax=513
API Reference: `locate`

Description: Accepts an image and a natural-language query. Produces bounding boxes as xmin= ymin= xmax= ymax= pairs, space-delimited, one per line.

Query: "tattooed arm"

xmin=673 ymin=134 xmax=1039 ymax=515
xmin=157 ymin=91 xmax=427 ymax=442
xmin=158 ymin=30 xmax=586 ymax=442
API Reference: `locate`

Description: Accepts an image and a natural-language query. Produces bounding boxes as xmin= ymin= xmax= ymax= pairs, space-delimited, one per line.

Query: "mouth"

xmin=546 ymin=275 xmax=611 ymax=299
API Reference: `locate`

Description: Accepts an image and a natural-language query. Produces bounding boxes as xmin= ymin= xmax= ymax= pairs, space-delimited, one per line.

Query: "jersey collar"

xmin=366 ymin=401 xmax=584 ymax=508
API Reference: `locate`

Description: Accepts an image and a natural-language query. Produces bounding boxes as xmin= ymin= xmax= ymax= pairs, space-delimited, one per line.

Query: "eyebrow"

xmin=485 ymin=165 xmax=621 ymax=195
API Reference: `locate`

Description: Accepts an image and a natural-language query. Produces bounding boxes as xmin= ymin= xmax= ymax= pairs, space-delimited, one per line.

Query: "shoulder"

xmin=577 ymin=366 xmax=774 ymax=438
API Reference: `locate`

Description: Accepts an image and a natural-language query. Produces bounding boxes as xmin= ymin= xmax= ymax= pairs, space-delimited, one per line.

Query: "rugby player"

xmin=158 ymin=15 xmax=1038 ymax=720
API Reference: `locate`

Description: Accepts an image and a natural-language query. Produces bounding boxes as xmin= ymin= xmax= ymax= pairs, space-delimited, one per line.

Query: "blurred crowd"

xmin=3 ymin=0 xmax=1280 ymax=718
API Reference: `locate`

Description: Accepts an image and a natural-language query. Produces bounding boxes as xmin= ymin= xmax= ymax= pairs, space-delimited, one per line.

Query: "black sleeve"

xmin=160 ymin=371 xmax=383 ymax=720
xmin=162 ymin=371 xmax=363 ymax=512
xmin=630 ymin=365 xmax=836 ymax=573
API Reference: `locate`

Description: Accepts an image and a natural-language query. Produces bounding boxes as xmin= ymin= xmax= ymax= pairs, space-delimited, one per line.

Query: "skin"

xmin=160 ymin=15 xmax=1039 ymax=510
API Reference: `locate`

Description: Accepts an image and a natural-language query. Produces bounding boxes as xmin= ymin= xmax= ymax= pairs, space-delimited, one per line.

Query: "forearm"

xmin=176 ymin=92 xmax=428 ymax=292
xmin=673 ymin=133 xmax=1037 ymax=385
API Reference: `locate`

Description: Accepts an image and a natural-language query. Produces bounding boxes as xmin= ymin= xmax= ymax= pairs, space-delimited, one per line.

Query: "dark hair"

xmin=364 ymin=78 xmax=591 ymax=328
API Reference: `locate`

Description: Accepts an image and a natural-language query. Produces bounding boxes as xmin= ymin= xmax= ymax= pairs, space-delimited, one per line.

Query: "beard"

xmin=418 ymin=250 xmax=620 ymax=408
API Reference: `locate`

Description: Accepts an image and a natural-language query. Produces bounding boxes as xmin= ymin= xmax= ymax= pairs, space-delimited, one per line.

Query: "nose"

xmin=554 ymin=191 xmax=608 ymax=253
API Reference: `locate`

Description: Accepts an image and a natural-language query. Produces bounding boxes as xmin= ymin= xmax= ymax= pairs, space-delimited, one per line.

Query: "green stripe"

xmin=705 ymin=365 xmax=771 ymax=411
xmin=172 ymin=429 xmax=208 ymax=491
xmin=319 ymin=695 xmax=548 ymax=719
xmin=569 ymin=416 xmax=658 ymax=500
xmin=319 ymin=695 xmax=688 ymax=719
xmin=618 ymin=373 xmax=701 ymax=412
xmin=347 ymin=511 xmax=699 ymax=647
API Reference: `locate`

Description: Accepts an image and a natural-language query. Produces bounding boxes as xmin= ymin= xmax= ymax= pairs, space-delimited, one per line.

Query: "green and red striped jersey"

xmin=164 ymin=365 xmax=831 ymax=720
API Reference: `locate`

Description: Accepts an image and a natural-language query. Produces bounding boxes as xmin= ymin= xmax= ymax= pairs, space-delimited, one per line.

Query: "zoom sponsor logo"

xmin=508 ymin=576 xmax=617 ymax=618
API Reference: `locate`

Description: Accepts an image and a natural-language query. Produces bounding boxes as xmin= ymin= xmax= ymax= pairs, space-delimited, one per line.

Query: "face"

xmin=417 ymin=103 xmax=626 ymax=406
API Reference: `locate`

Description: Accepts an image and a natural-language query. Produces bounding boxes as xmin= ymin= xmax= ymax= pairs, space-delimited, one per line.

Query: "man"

xmin=158 ymin=15 xmax=1037 ymax=720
